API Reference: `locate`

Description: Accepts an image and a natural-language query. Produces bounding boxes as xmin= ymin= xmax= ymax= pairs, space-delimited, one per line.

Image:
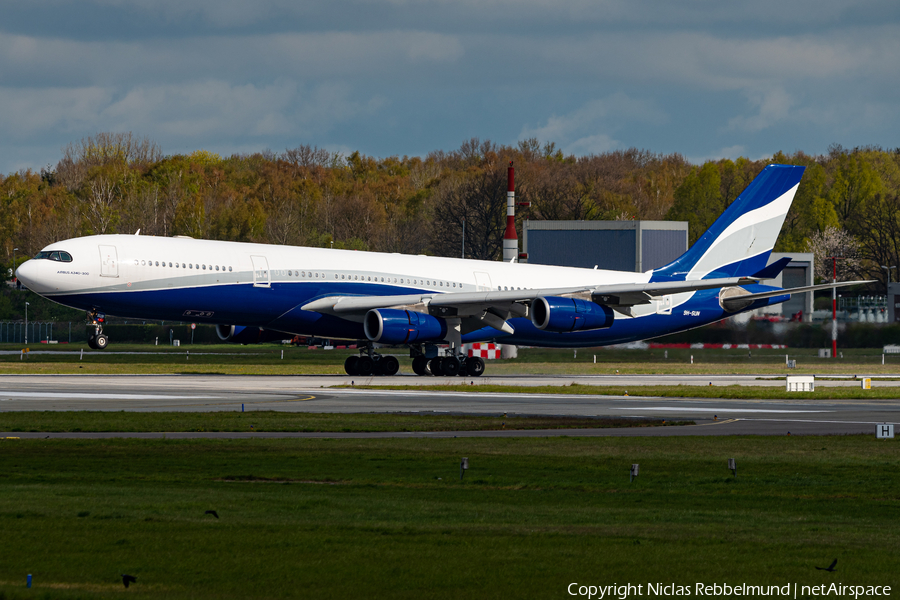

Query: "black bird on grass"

xmin=121 ymin=574 xmax=137 ymax=588
xmin=205 ymin=510 xmax=219 ymax=519
xmin=816 ymin=559 xmax=838 ymax=572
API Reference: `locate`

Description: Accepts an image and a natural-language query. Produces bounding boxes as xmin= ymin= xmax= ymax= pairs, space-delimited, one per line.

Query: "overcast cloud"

xmin=1 ymin=0 xmax=898 ymax=172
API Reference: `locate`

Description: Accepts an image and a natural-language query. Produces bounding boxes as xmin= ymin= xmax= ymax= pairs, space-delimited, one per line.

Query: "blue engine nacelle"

xmin=216 ymin=324 xmax=288 ymax=344
xmin=364 ymin=309 xmax=447 ymax=345
xmin=530 ymin=296 xmax=615 ymax=332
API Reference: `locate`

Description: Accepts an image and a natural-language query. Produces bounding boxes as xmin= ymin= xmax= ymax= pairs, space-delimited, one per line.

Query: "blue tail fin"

xmin=651 ymin=164 xmax=805 ymax=282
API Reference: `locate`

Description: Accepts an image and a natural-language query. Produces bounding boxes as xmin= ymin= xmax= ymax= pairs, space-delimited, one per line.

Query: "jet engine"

xmin=530 ymin=296 xmax=615 ymax=332
xmin=215 ymin=324 xmax=287 ymax=344
xmin=363 ymin=309 xmax=447 ymax=345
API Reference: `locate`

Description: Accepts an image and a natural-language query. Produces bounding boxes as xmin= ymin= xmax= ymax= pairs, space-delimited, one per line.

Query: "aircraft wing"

xmin=300 ymin=276 xmax=760 ymax=333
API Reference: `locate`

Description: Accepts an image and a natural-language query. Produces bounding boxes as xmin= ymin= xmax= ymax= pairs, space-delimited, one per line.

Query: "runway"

xmin=0 ymin=374 xmax=897 ymax=438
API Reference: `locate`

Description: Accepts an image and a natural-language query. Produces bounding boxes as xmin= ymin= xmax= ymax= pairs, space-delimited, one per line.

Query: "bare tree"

xmin=81 ymin=175 xmax=120 ymax=235
xmin=57 ymin=132 xmax=161 ymax=193
xmin=856 ymin=193 xmax=900 ymax=288
xmin=432 ymin=167 xmax=507 ymax=260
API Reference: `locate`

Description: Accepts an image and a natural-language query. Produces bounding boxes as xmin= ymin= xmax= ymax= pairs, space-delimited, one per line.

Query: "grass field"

xmin=2 ymin=344 xmax=900 ymax=376
xmin=0 ymin=411 xmax=688 ymax=433
xmin=0 ymin=435 xmax=897 ymax=599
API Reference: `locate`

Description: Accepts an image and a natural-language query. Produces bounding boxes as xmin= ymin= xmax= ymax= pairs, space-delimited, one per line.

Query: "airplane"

xmin=15 ymin=164 xmax=868 ymax=377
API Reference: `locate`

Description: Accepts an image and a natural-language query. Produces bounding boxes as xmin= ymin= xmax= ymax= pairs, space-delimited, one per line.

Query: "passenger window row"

xmin=130 ymin=259 xmax=466 ymax=289
xmin=331 ymin=272 xmax=462 ymax=288
xmin=135 ymin=260 xmax=232 ymax=272
xmin=274 ymin=269 xmax=466 ymax=289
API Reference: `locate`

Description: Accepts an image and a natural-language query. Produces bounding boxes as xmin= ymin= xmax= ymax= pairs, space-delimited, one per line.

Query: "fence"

xmin=0 ymin=321 xmax=63 ymax=344
xmin=0 ymin=322 xmax=218 ymax=345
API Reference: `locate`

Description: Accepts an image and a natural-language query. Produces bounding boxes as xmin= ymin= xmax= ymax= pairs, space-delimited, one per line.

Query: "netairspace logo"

xmin=566 ymin=583 xmax=893 ymax=599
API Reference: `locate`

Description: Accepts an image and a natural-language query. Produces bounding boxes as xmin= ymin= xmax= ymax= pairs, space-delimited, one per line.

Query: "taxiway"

xmin=0 ymin=374 xmax=896 ymax=437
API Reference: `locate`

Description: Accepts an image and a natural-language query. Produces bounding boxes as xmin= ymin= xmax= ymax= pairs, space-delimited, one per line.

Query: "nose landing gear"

xmin=86 ymin=310 xmax=109 ymax=350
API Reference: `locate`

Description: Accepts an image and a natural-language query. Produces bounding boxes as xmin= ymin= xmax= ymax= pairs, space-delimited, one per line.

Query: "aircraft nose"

xmin=15 ymin=260 xmax=41 ymax=291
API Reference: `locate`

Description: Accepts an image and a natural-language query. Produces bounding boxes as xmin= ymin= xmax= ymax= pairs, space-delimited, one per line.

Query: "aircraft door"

xmin=251 ymin=255 xmax=270 ymax=287
xmin=474 ymin=271 xmax=492 ymax=292
xmin=99 ymin=245 xmax=118 ymax=278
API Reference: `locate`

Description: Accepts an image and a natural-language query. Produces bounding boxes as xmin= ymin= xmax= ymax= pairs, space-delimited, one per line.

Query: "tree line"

xmin=4 ymin=133 xmax=900 ymax=289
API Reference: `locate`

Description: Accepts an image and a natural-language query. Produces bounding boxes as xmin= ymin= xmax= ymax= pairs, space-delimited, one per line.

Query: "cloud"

xmin=725 ymin=87 xmax=795 ymax=133
xmin=0 ymin=30 xmax=465 ymax=88
xmin=1 ymin=0 xmax=900 ymax=172
xmin=0 ymin=81 xmax=384 ymax=144
xmin=0 ymin=86 xmax=114 ymax=136
xmin=686 ymin=145 xmax=749 ymax=165
xmin=11 ymin=0 xmax=898 ymax=34
xmin=519 ymin=93 xmax=665 ymax=153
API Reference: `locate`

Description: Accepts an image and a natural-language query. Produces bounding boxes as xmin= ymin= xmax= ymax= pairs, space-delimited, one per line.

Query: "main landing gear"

xmin=344 ymin=344 xmax=400 ymax=376
xmin=410 ymin=351 xmax=485 ymax=377
xmin=86 ymin=310 xmax=109 ymax=350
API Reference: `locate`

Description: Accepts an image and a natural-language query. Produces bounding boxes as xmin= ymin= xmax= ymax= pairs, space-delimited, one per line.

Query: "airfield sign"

xmin=876 ymin=424 xmax=894 ymax=439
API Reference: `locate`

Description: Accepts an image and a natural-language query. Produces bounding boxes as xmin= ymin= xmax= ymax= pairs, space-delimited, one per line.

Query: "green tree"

xmin=828 ymin=148 xmax=882 ymax=229
xmin=772 ymin=152 xmax=839 ymax=252
xmin=667 ymin=162 xmax=723 ymax=245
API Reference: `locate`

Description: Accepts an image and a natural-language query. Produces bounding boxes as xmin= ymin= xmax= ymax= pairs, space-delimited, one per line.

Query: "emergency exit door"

xmin=99 ymin=245 xmax=118 ymax=277
xmin=251 ymin=255 xmax=270 ymax=287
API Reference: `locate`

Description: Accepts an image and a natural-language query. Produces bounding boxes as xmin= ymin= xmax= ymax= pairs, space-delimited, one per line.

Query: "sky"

xmin=1 ymin=0 xmax=899 ymax=174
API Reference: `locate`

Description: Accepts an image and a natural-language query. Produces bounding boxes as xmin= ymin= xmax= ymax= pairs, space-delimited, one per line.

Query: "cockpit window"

xmin=33 ymin=250 xmax=73 ymax=262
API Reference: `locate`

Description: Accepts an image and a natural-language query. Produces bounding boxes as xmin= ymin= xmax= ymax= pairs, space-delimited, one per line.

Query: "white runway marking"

xmin=621 ymin=406 xmax=828 ymax=414
xmin=317 ymin=389 xmax=624 ymax=400
xmin=0 ymin=391 xmax=219 ymax=400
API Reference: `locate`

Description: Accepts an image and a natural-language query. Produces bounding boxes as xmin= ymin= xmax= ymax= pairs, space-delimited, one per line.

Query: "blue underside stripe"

xmin=47 ymin=283 xmax=789 ymax=348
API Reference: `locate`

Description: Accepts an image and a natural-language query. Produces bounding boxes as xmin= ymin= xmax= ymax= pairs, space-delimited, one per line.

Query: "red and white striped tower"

xmin=832 ymin=256 xmax=838 ymax=358
xmin=503 ymin=161 xmax=518 ymax=262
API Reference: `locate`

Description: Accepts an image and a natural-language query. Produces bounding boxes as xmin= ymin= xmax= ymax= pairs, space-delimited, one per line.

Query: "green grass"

xmin=0 ymin=411 xmax=688 ymax=433
xmin=0 ymin=436 xmax=897 ymax=598
xmin=3 ymin=344 xmax=900 ymax=376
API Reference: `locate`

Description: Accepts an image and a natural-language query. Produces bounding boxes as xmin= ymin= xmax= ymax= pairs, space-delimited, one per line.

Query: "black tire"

xmin=428 ymin=357 xmax=443 ymax=376
xmin=441 ymin=356 xmax=461 ymax=376
xmin=412 ymin=356 xmax=429 ymax=376
xmin=357 ymin=356 xmax=374 ymax=376
xmin=344 ymin=355 xmax=360 ymax=376
xmin=466 ymin=356 xmax=485 ymax=377
xmin=94 ymin=334 xmax=109 ymax=350
xmin=381 ymin=355 xmax=400 ymax=376
xmin=87 ymin=335 xmax=98 ymax=350
xmin=457 ymin=357 xmax=469 ymax=376
xmin=372 ymin=357 xmax=385 ymax=375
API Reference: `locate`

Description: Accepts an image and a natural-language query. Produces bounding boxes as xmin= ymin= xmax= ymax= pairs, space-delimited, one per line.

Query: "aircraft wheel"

xmin=357 ymin=356 xmax=374 ymax=376
xmin=441 ymin=356 xmax=461 ymax=376
xmin=381 ymin=355 xmax=400 ymax=376
xmin=466 ymin=356 xmax=485 ymax=377
xmin=457 ymin=358 xmax=469 ymax=376
xmin=428 ymin=357 xmax=443 ymax=376
xmin=412 ymin=356 xmax=429 ymax=376
xmin=344 ymin=355 xmax=360 ymax=376
xmin=87 ymin=335 xmax=98 ymax=350
xmin=94 ymin=334 xmax=109 ymax=350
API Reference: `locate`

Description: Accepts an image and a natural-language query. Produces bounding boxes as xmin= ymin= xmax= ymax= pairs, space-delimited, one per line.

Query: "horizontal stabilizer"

xmin=751 ymin=257 xmax=792 ymax=279
xmin=720 ymin=280 xmax=874 ymax=311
